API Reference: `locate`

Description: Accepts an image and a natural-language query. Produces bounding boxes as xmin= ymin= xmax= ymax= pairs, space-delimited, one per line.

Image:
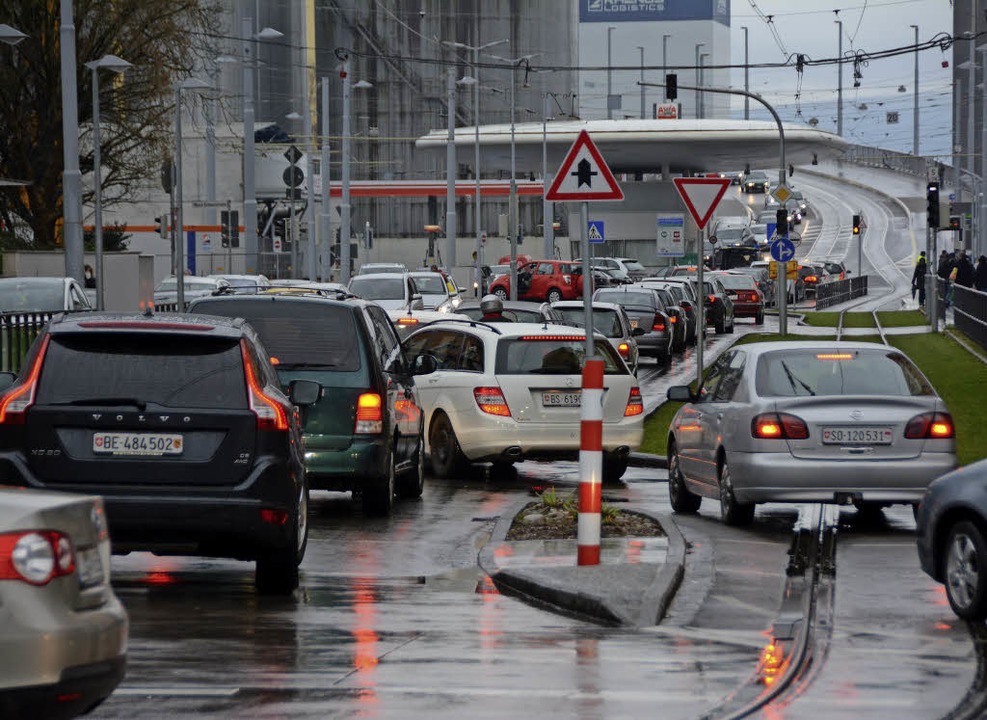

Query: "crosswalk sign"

xmin=588 ymin=220 xmax=605 ymax=243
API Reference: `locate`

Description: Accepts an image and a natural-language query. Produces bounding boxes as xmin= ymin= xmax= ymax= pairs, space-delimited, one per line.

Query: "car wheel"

xmin=603 ymin=454 xmax=629 ymax=483
xmin=944 ymin=521 xmax=987 ymax=621
xmin=718 ymin=456 xmax=754 ymax=526
xmin=547 ymin=287 xmax=564 ymax=304
xmin=255 ymin=481 xmax=308 ymax=595
xmin=493 ymin=287 xmax=508 ymax=301
xmin=715 ymin=317 xmax=725 ymax=334
xmin=667 ymin=442 xmax=701 ymax=514
xmin=364 ymin=448 xmax=396 ymax=516
xmin=726 ymin=319 xmax=735 ymax=334
xmin=396 ymin=439 xmax=425 ymax=499
xmin=755 ymin=311 xmax=765 ymax=325
xmin=429 ymin=413 xmax=466 ymax=479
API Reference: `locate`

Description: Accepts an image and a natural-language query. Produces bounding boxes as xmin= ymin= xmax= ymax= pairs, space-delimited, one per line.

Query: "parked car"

xmin=207 ymin=273 xmax=272 ymax=294
xmin=0 ymin=488 xmax=128 ymax=720
xmin=357 ymin=262 xmax=408 ymax=275
xmin=456 ymin=299 xmax=569 ymax=325
xmin=711 ymin=271 xmax=765 ymax=324
xmin=0 ymin=276 xmax=93 ymax=313
xmin=666 ymin=341 xmax=957 ymax=526
xmin=407 ymin=270 xmax=462 ymax=311
xmin=917 ymin=459 xmax=987 ymax=620
xmin=552 ymin=300 xmax=643 ymax=374
xmin=153 ymin=275 xmax=230 ymax=306
xmin=592 ymin=286 xmax=673 ymax=366
xmin=347 ymin=272 xmax=424 ymax=312
xmin=403 ymin=321 xmax=644 ymax=482
xmin=0 ymin=312 xmax=316 ymax=594
xmin=488 ymin=260 xmax=584 ymax=303
xmin=741 ymin=170 xmax=771 ymax=193
xmin=188 ymin=290 xmax=436 ymax=516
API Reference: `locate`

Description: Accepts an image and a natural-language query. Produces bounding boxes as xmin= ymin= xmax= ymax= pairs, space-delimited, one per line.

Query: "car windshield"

xmin=0 ymin=280 xmax=63 ymax=312
xmin=595 ymin=290 xmax=655 ymax=309
xmin=554 ymin=308 xmax=622 ymax=338
xmin=755 ymin=348 xmax=934 ymax=397
xmin=348 ymin=277 xmax=405 ymax=300
xmin=495 ymin=337 xmax=626 ymax=375
xmin=411 ymin=275 xmax=447 ymax=295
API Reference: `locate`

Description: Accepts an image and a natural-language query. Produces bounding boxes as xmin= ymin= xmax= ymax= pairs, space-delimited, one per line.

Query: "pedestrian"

xmin=83 ymin=264 xmax=96 ymax=289
xmin=938 ymin=250 xmax=954 ymax=306
xmin=954 ymin=251 xmax=975 ymax=288
xmin=975 ymin=255 xmax=987 ymax=292
xmin=479 ymin=294 xmax=511 ymax=322
xmin=912 ymin=252 xmax=927 ymax=307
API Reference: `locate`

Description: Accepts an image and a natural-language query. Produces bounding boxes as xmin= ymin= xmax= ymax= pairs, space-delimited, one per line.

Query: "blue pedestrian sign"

xmin=587 ymin=220 xmax=605 ymax=244
xmin=770 ymin=237 xmax=796 ymax=262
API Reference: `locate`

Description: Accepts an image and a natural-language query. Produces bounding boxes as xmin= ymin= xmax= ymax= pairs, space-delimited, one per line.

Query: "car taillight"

xmin=617 ymin=342 xmax=630 ymax=358
xmin=241 ymin=342 xmax=289 ymax=431
xmin=396 ymin=317 xmax=419 ymax=328
xmin=0 ymin=335 xmax=50 ymax=425
xmin=669 ymin=315 xmax=678 ymax=324
xmin=474 ymin=386 xmax=511 ymax=417
xmin=624 ymin=387 xmax=644 ymax=416
xmin=355 ymin=392 xmax=384 ymax=434
xmin=751 ymin=412 xmax=809 ymax=440
xmin=707 ymin=295 xmax=717 ymax=305
xmin=904 ymin=412 xmax=955 ymax=439
xmin=652 ymin=314 xmax=666 ymax=332
xmin=0 ymin=531 xmax=75 ymax=585
xmin=805 ymin=275 xmax=818 ymax=284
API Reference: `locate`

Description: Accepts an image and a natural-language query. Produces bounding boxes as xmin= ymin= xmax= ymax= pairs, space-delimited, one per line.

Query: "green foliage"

xmin=529 ymin=486 xmax=621 ymax=525
xmin=83 ymin=223 xmax=130 ymax=252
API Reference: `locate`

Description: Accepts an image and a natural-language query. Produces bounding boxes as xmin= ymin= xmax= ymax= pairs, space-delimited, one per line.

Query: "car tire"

xmin=255 ymin=482 xmax=308 ymax=596
xmin=603 ymin=454 xmax=629 ymax=483
xmin=364 ymin=448 xmax=396 ymax=516
xmin=493 ymin=287 xmax=508 ymax=301
xmin=755 ymin=311 xmax=765 ymax=325
xmin=396 ymin=439 xmax=425 ymax=499
xmin=944 ymin=521 xmax=987 ymax=621
xmin=718 ymin=456 xmax=754 ymax=526
xmin=547 ymin=288 xmax=564 ymax=304
xmin=726 ymin=319 xmax=735 ymax=334
xmin=667 ymin=442 xmax=701 ymax=514
xmin=715 ymin=317 xmax=726 ymax=334
xmin=429 ymin=413 xmax=466 ymax=479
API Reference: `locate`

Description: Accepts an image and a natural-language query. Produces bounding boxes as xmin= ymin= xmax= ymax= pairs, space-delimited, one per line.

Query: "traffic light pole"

xmin=927 ymin=183 xmax=940 ymax=332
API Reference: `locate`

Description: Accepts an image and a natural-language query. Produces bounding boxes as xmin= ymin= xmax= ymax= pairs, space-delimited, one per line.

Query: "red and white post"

xmin=577 ymin=357 xmax=604 ymax=566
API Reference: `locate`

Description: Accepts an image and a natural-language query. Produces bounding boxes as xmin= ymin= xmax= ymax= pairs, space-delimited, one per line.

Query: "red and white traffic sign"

xmin=545 ymin=130 xmax=624 ymax=202
xmin=672 ymin=177 xmax=731 ymax=230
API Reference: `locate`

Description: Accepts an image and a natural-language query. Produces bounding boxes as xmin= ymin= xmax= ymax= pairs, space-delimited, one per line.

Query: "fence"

xmin=814 ymin=275 xmax=869 ymax=310
xmin=0 ymin=311 xmax=55 ymax=373
xmin=938 ymin=279 xmax=987 ymax=353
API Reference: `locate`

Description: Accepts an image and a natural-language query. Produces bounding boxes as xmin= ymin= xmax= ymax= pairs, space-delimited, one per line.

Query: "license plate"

xmin=542 ymin=391 xmax=581 ymax=407
xmin=629 ymin=319 xmax=638 ymax=329
xmin=92 ymin=432 xmax=184 ymax=456
xmin=821 ymin=426 xmax=894 ymax=445
xmin=76 ymin=546 xmax=104 ymax=589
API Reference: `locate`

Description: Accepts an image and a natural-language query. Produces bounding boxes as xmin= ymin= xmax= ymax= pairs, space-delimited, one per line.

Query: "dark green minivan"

xmin=188 ymin=291 xmax=435 ymax=515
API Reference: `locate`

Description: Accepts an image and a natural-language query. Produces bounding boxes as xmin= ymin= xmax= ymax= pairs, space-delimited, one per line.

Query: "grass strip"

xmin=876 ymin=310 xmax=927 ymax=328
xmin=800 ymin=311 xmax=877 ymax=328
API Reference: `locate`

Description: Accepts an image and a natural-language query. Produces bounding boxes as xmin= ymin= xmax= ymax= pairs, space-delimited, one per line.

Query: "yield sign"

xmin=672 ymin=177 xmax=731 ymax=230
xmin=545 ymin=130 xmax=624 ymax=202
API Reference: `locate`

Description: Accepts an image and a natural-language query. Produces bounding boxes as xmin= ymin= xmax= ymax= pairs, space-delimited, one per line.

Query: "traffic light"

xmin=153 ymin=215 xmax=166 ymax=238
xmin=950 ymin=215 xmax=961 ymax=230
xmin=775 ymin=208 xmax=788 ymax=237
xmin=220 ymin=210 xmax=230 ymax=248
xmin=665 ymin=73 xmax=677 ymax=101
xmin=927 ymin=182 xmax=940 ymax=228
xmin=852 ymin=214 xmax=861 ymax=235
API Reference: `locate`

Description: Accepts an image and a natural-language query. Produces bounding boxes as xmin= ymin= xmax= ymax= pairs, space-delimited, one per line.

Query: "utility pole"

xmin=836 ymin=18 xmax=843 ymax=136
xmin=911 ymin=25 xmax=919 ymax=157
xmin=742 ymin=26 xmax=750 ymax=120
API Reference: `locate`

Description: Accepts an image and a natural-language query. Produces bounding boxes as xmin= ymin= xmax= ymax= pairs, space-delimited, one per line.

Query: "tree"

xmin=0 ymin=0 xmax=222 ymax=249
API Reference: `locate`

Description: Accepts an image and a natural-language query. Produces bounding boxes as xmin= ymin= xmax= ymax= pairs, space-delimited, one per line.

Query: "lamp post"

xmin=340 ymin=58 xmax=373 ymax=284
xmin=0 ymin=24 xmax=26 ymax=45
xmin=241 ymin=18 xmax=283 ymax=275
xmin=319 ymin=76 xmax=331 ymax=281
xmin=174 ymin=77 xmax=212 ymax=309
xmin=911 ymin=25 xmax=919 ymax=156
xmin=694 ymin=43 xmax=705 ymax=119
xmin=607 ymin=27 xmax=616 ymax=119
xmin=85 ymin=54 xmax=131 ymax=311
xmin=637 ymin=46 xmax=645 ymax=119
xmin=836 ymin=19 xmax=843 ymax=136
xmin=742 ymin=26 xmax=750 ymax=120
xmin=59 ymin=0 xmax=84 ymax=282
xmin=445 ymin=67 xmax=457 ymax=270
xmin=699 ymin=52 xmax=710 ymax=119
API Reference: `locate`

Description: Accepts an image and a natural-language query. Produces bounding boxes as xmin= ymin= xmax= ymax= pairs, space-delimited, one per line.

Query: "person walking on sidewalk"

xmin=954 ymin=251 xmax=975 ymax=288
xmin=975 ymin=255 xmax=987 ymax=292
xmin=912 ymin=252 xmax=927 ymax=307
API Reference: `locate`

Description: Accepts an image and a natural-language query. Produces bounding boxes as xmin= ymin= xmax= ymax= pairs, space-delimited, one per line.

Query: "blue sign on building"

xmin=580 ymin=0 xmax=729 ymax=25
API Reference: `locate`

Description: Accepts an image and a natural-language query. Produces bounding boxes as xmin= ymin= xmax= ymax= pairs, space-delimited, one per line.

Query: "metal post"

xmin=607 ymin=27 xmax=615 ymax=120
xmin=912 ymin=25 xmax=920 ymax=157
xmin=446 ymin=67 xmax=457 ymax=270
xmin=857 ymin=215 xmax=864 ymax=279
xmin=174 ymin=84 xmax=185 ymax=308
xmin=836 ymin=20 xmax=843 ymax=136
xmin=637 ymin=46 xmax=645 ymax=119
xmin=509 ymin=62 xmax=518 ymax=301
xmin=206 ymin=65 xmax=217 ymax=265
xmin=341 ymin=61 xmax=352 ymax=284
xmin=696 ymin=225 xmax=705 ymax=385
xmin=955 ymin=79 xmax=962 ymax=204
xmin=543 ymin=91 xmax=554 ymax=259
xmin=474 ymin=47 xmax=483 ymax=294
xmin=743 ymin=26 xmax=750 ymax=120
xmin=320 ymin=77 xmax=331 ymax=281
xmin=699 ymin=53 xmax=709 ymax=119
xmin=90 ymin=67 xmax=104 ymax=310
xmin=968 ymin=23 xmax=977 ymax=249
xmin=694 ymin=43 xmax=704 ymax=120
xmin=242 ymin=16 xmax=258 ymax=273
xmin=289 ymin=169 xmax=297 ymax=280
xmin=60 ymin=0 xmax=83 ymax=282
xmin=981 ymin=48 xmax=987 ymax=258
xmin=577 ymin=200 xmax=601 ymax=567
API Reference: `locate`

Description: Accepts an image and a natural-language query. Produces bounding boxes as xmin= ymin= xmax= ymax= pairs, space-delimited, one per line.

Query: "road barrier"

xmin=814 ymin=275 xmax=868 ymax=310
xmin=1 ymin=311 xmax=55 ymax=373
xmin=944 ymin=281 xmax=987 ymax=353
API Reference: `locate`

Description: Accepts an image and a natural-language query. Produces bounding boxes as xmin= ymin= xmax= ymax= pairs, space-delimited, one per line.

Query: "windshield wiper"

xmin=59 ymin=398 xmax=148 ymax=410
xmin=780 ymin=361 xmax=815 ymax=396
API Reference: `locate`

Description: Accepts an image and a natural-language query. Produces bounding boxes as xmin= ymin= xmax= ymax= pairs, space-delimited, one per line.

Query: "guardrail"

xmin=939 ymin=280 xmax=987 ymax=353
xmin=814 ymin=276 xmax=869 ymax=310
xmin=1 ymin=311 xmax=56 ymax=373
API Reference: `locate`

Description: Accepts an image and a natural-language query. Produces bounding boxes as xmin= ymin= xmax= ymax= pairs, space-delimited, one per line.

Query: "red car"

xmin=488 ymin=260 xmax=585 ymax=303
xmin=712 ymin=271 xmax=765 ymax=324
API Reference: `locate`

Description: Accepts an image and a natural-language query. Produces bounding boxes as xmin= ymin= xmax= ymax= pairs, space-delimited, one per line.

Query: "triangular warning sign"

xmin=546 ymin=130 xmax=624 ymax=202
xmin=672 ymin=177 xmax=732 ymax=230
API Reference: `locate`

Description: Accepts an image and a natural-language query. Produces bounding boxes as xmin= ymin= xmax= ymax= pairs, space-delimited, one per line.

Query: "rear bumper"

xmin=731 ymin=301 xmax=763 ymax=318
xmin=303 ymin=436 xmax=388 ymax=492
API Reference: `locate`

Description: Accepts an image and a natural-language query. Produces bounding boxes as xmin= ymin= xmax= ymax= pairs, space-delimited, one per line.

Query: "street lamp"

xmin=911 ymin=25 xmax=919 ymax=157
xmin=445 ymin=67 xmax=458 ymax=270
xmin=607 ymin=26 xmax=616 ymax=120
xmin=0 ymin=24 xmax=27 ymax=45
xmin=340 ymin=57 xmax=373 ymax=284
xmin=174 ymin=77 xmax=212 ymax=309
xmin=836 ymin=19 xmax=843 ymax=136
xmin=85 ymin=54 xmax=131 ymax=311
xmin=241 ymin=18 xmax=283 ymax=275
xmin=636 ymin=46 xmax=645 ymax=119
xmin=742 ymin=26 xmax=750 ymax=120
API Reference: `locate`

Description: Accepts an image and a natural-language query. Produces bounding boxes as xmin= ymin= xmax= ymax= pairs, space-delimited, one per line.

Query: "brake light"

xmin=355 ymin=393 xmax=384 ymax=434
xmin=669 ymin=315 xmax=678 ymax=324
xmin=652 ymin=315 xmax=666 ymax=332
xmin=707 ymin=295 xmax=717 ymax=304
xmin=904 ymin=412 xmax=955 ymax=439
xmin=520 ymin=335 xmax=584 ymax=342
xmin=0 ymin=531 xmax=75 ymax=585
xmin=617 ymin=342 xmax=630 ymax=358
xmin=805 ymin=275 xmax=818 ymax=284
xmin=241 ymin=342 xmax=289 ymax=431
xmin=0 ymin=335 xmax=50 ymax=425
xmin=474 ymin=386 xmax=511 ymax=417
xmin=752 ymin=412 xmax=809 ymax=439
xmin=396 ymin=317 xmax=419 ymax=327
xmin=624 ymin=387 xmax=644 ymax=416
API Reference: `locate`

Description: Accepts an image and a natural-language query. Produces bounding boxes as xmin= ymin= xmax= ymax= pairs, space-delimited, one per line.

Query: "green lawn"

xmin=876 ymin=310 xmax=927 ymax=328
xmin=800 ymin=311 xmax=876 ymax=328
xmin=642 ymin=330 xmax=987 ymax=465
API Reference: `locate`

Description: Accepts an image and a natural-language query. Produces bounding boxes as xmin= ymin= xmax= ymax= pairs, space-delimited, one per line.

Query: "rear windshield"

xmin=554 ymin=308 xmax=622 ymax=337
xmin=622 ymin=260 xmax=645 ymax=274
xmin=755 ymin=348 xmax=934 ymax=397
xmin=348 ymin=277 xmax=405 ymax=301
xmin=191 ymin=300 xmax=363 ymax=372
xmin=411 ymin=275 xmax=447 ymax=295
xmin=0 ymin=280 xmax=62 ymax=312
xmin=495 ymin=337 xmax=627 ymax=375
xmin=716 ymin=274 xmax=756 ymax=289
xmin=37 ymin=334 xmax=247 ymax=409
xmin=594 ymin=290 xmax=656 ymax=310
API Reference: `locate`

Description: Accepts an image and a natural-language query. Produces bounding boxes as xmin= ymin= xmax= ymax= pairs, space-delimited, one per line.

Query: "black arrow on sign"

xmin=572 ymin=158 xmax=597 ymax=188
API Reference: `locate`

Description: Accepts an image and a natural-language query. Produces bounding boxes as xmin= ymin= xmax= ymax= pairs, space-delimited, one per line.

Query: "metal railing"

xmin=0 ymin=311 xmax=56 ymax=373
xmin=814 ymin=275 xmax=869 ymax=309
xmin=940 ymin=279 xmax=987 ymax=352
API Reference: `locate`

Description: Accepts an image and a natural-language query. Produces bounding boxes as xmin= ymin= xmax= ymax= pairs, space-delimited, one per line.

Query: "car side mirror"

xmin=288 ymin=379 xmax=322 ymax=406
xmin=411 ymin=354 xmax=438 ymax=376
xmin=845 ymin=269 xmax=852 ymax=275
xmin=411 ymin=293 xmax=424 ymax=310
xmin=632 ymin=327 xmax=647 ymax=337
xmin=0 ymin=372 xmax=16 ymax=392
xmin=666 ymin=385 xmax=695 ymax=402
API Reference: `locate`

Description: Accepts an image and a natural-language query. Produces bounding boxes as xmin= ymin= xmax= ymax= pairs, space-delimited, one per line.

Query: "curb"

xmin=628 ymin=451 xmax=667 ymax=469
xmin=477 ymin=498 xmax=687 ymax=627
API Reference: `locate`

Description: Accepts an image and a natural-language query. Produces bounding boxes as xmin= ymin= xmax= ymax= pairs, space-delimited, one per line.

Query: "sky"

xmin=728 ymin=0 xmax=956 ymax=158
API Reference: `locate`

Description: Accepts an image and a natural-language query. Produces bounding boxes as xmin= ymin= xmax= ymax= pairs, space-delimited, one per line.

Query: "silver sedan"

xmin=666 ymin=341 xmax=958 ymax=526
